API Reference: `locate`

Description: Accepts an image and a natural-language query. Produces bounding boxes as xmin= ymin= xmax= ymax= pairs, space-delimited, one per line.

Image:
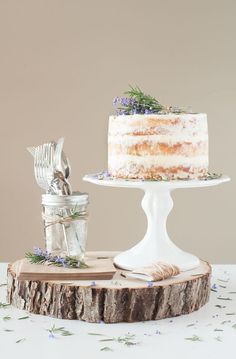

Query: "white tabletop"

xmin=0 ymin=263 xmax=235 ymax=358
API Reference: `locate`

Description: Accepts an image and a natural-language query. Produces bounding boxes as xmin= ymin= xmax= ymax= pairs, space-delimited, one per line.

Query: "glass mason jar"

xmin=41 ymin=192 xmax=89 ymax=260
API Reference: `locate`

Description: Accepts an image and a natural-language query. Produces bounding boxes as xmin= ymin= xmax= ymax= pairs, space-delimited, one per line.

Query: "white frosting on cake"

xmin=108 ymin=113 xmax=209 ymax=180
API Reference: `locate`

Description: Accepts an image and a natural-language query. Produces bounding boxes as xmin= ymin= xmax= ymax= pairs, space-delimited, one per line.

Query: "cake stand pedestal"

xmin=84 ymin=174 xmax=230 ymax=271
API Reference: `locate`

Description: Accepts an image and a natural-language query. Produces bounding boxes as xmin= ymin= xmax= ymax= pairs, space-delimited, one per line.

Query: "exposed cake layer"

xmin=108 ymin=140 xmax=208 ymax=157
xmin=108 ymin=113 xmax=209 ymax=180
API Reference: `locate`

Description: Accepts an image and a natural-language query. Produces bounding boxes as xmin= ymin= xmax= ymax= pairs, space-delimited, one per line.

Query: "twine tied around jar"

xmin=42 ymin=211 xmax=88 ymax=228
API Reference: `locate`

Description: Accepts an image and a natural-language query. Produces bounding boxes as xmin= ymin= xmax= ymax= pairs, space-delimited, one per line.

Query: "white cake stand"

xmin=83 ymin=174 xmax=230 ymax=271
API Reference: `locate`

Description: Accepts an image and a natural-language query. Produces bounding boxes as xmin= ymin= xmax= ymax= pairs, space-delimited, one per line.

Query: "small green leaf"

xmin=2 ymin=316 xmax=11 ymax=321
xmin=18 ymin=316 xmax=30 ymax=320
xmin=16 ymin=338 xmax=26 ymax=343
xmin=215 ymin=305 xmax=226 ymax=308
xmin=100 ymin=346 xmax=113 ymax=351
xmin=185 ymin=335 xmax=203 ymax=342
xmin=0 ymin=302 xmax=10 ymax=309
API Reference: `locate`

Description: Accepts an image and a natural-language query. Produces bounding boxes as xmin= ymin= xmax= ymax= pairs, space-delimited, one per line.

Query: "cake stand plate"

xmin=7 ymin=251 xmax=211 ymax=323
xmin=83 ymin=174 xmax=230 ymax=271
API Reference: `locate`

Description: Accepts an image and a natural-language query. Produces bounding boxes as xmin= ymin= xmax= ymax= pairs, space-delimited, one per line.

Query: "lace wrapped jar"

xmin=41 ymin=192 xmax=89 ymax=260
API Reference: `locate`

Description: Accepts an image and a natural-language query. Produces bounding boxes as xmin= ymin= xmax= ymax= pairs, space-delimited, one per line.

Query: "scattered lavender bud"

xmin=48 ymin=332 xmax=56 ymax=340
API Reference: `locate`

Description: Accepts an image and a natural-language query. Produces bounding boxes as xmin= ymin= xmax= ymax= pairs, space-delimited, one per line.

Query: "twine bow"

xmin=42 ymin=211 xmax=88 ymax=228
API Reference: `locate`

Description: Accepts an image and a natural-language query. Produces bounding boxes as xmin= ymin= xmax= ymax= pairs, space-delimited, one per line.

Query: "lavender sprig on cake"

xmin=113 ymin=86 xmax=185 ymax=115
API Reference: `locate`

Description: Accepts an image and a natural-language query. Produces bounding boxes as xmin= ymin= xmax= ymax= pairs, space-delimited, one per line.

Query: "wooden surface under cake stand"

xmin=7 ymin=251 xmax=211 ymax=323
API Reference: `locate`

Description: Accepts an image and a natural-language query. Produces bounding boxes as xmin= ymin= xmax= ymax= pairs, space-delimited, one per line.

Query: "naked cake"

xmin=108 ymin=87 xmax=208 ymax=180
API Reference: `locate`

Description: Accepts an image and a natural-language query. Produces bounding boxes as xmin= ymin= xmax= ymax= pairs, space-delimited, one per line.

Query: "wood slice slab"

xmin=7 ymin=251 xmax=211 ymax=323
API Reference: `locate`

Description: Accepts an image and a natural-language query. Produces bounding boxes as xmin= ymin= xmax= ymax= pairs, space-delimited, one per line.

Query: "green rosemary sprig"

xmin=99 ymin=333 xmax=139 ymax=346
xmin=185 ymin=334 xmax=203 ymax=342
xmin=125 ymin=85 xmax=164 ymax=113
xmin=113 ymin=85 xmax=186 ymax=115
xmin=25 ymin=247 xmax=88 ymax=269
xmin=47 ymin=324 xmax=74 ymax=338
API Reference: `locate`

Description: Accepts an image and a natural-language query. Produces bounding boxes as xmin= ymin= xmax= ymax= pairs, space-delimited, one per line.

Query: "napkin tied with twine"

xmin=122 ymin=262 xmax=180 ymax=282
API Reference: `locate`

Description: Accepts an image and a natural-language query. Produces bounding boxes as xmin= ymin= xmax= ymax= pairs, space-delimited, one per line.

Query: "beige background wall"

xmin=0 ymin=0 xmax=235 ymax=263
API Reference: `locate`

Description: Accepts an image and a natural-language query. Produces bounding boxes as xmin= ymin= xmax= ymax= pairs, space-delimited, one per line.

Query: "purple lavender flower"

xmin=102 ymin=170 xmax=110 ymax=179
xmin=54 ymin=256 xmax=66 ymax=265
xmin=34 ymin=247 xmax=42 ymax=256
xmin=48 ymin=332 xmax=56 ymax=339
xmin=118 ymin=109 xmax=128 ymax=115
xmin=212 ymin=283 xmax=218 ymax=290
xmin=120 ymin=97 xmax=134 ymax=106
xmin=112 ymin=97 xmax=120 ymax=106
xmin=90 ymin=281 xmax=96 ymax=287
xmin=145 ymin=108 xmax=154 ymax=114
xmin=147 ymin=281 xmax=153 ymax=288
xmin=43 ymin=250 xmax=51 ymax=260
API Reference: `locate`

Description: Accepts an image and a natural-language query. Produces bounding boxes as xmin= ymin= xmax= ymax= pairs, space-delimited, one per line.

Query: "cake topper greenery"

xmin=113 ymin=85 xmax=186 ymax=115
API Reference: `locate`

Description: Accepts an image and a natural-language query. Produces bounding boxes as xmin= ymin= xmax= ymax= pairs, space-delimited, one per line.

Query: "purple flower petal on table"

xmin=147 ymin=281 xmax=153 ymax=288
xmin=48 ymin=332 xmax=56 ymax=339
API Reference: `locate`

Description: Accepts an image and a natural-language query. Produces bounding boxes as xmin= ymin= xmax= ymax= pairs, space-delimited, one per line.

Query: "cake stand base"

xmin=84 ymin=174 xmax=230 ymax=271
xmin=7 ymin=251 xmax=211 ymax=323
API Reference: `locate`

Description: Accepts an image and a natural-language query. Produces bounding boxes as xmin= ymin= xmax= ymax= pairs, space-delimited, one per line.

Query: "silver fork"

xmin=32 ymin=143 xmax=55 ymax=192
